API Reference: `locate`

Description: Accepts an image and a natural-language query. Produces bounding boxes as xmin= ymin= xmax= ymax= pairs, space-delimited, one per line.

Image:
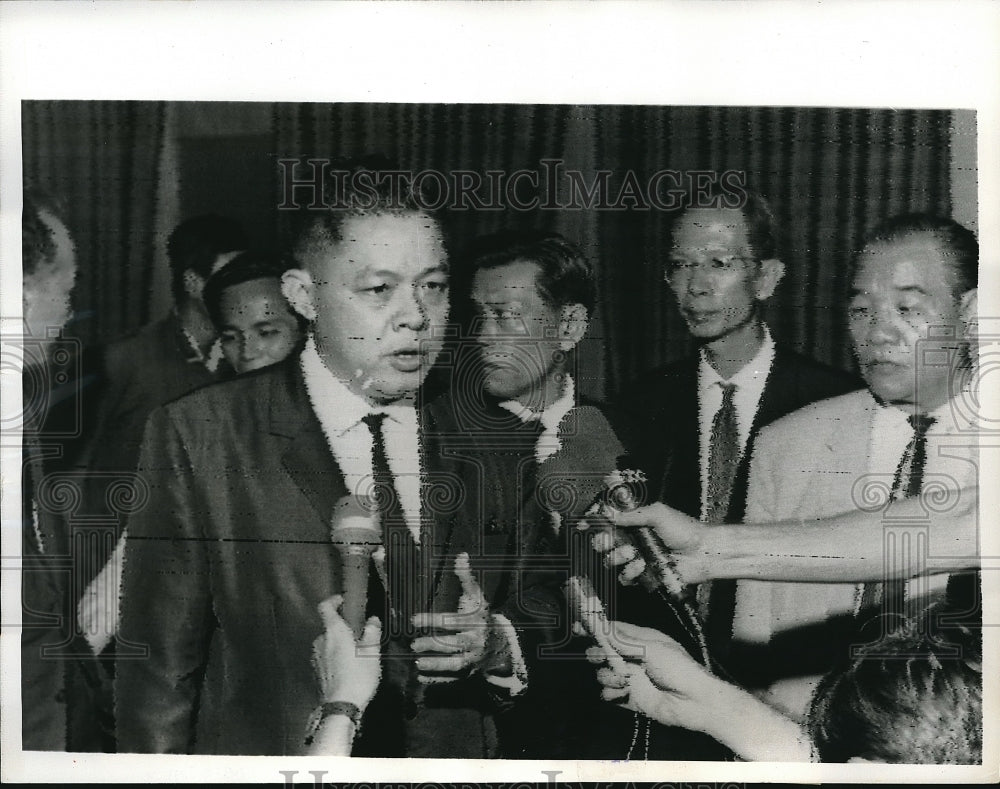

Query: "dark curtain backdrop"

xmin=21 ymin=102 xmax=953 ymax=401
xmin=273 ymin=104 xmax=953 ymax=400
xmin=22 ymin=101 xmax=167 ymax=348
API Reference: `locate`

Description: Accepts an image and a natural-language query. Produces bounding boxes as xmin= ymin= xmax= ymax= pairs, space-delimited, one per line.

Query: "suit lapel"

xmin=817 ymin=390 xmax=877 ymax=513
xmin=269 ymin=361 xmax=349 ymax=524
xmin=659 ymin=358 xmax=703 ymax=518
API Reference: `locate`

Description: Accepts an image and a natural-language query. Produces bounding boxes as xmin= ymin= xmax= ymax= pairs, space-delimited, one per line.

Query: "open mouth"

xmin=388 ymin=348 xmax=424 ymax=372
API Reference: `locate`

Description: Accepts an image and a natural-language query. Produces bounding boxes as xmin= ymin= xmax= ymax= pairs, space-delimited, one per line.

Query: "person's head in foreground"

xmin=281 ymin=163 xmax=450 ymax=405
xmin=849 ymin=214 xmax=978 ymax=414
xmin=22 ymin=187 xmax=77 ymax=349
xmin=808 ymin=612 xmax=982 ymax=764
xmin=203 ymin=252 xmax=306 ymax=374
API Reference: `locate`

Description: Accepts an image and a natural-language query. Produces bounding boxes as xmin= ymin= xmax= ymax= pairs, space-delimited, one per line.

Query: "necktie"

xmin=361 ymin=413 xmax=413 ymax=634
xmin=703 ymin=383 xmax=740 ymax=660
xmin=706 ymin=382 xmax=740 ymax=524
xmin=862 ymin=413 xmax=936 ymax=620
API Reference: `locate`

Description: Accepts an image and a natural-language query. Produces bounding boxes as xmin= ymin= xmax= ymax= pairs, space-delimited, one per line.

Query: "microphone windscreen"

xmin=330 ymin=495 xmax=381 ymax=639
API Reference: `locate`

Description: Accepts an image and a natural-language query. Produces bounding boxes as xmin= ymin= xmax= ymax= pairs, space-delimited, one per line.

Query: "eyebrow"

xmin=848 ymin=285 xmax=930 ymax=298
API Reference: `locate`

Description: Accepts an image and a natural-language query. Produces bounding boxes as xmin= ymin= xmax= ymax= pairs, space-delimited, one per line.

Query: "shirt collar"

xmin=498 ymin=374 xmax=576 ymax=431
xmin=698 ymin=325 xmax=776 ymax=392
xmin=177 ymin=309 xmax=223 ymax=373
xmin=300 ymin=335 xmax=411 ymax=436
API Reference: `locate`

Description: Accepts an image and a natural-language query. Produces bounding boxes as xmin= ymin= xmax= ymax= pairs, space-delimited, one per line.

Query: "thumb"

xmin=454 ymin=552 xmax=485 ymax=615
xmin=454 ymin=552 xmax=482 ymax=596
xmin=317 ymin=594 xmax=345 ymax=630
xmin=360 ymin=615 xmax=382 ymax=648
xmin=610 ymin=502 xmax=663 ymax=530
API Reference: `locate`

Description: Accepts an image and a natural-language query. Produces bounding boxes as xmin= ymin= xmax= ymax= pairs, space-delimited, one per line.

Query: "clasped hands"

xmin=411 ymin=552 xmax=512 ymax=684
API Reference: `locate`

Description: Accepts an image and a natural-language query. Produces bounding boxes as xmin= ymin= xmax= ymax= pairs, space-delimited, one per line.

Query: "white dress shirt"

xmin=498 ymin=374 xmax=576 ymax=464
xmin=697 ymin=328 xmax=776 ymax=519
xmin=862 ymin=393 xmax=977 ymax=609
xmin=301 ymin=336 xmax=423 ymax=544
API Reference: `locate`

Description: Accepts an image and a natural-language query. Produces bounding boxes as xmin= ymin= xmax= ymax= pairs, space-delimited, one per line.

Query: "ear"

xmin=281 ymin=268 xmax=317 ymax=322
xmin=754 ymin=258 xmax=785 ymax=301
xmin=557 ymin=303 xmax=589 ymax=351
xmin=182 ymin=269 xmax=207 ymax=300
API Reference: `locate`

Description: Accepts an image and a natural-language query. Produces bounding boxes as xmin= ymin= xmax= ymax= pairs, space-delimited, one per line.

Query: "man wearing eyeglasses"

xmin=616 ymin=190 xmax=860 ymax=681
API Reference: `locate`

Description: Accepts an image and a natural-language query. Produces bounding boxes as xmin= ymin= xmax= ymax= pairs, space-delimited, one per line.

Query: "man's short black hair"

xmin=466 ymin=229 xmax=596 ymax=314
xmin=288 ymin=155 xmax=441 ymax=269
xmin=669 ymin=185 xmax=781 ymax=263
xmin=167 ymin=214 xmax=247 ymax=301
xmin=202 ymin=251 xmax=304 ymax=330
xmin=808 ymin=607 xmax=982 ymax=764
xmin=860 ymin=214 xmax=979 ymax=297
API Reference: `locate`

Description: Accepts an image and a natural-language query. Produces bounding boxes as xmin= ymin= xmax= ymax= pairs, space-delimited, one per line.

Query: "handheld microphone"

xmin=330 ymin=495 xmax=383 ymax=639
xmin=540 ymin=405 xmax=687 ymax=600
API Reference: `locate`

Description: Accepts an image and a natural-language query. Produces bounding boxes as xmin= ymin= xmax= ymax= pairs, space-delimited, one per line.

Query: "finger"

xmin=411 ymin=632 xmax=473 ymax=654
xmin=600 ymin=686 xmax=629 ymax=703
xmin=595 ymin=666 xmax=628 ymax=689
xmin=604 ymin=542 xmax=638 ymax=568
xmin=411 ymin=611 xmax=483 ymax=631
xmin=618 ymin=558 xmax=646 ymax=585
xmin=359 ymin=616 xmax=382 ymax=648
xmin=417 ymin=673 xmax=461 ymax=685
xmin=317 ymin=594 xmax=345 ymax=630
xmin=609 ymin=502 xmax=664 ymax=529
xmin=416 ymin=653 xmax=474 ymax=673
xmin=591 ymin=530 xmax=615 ymax=554
xmin=454 ymin=552 xmax=486 ymax=613
xmin=610 ymin=619 xmax=678 ymax=649
xmin=585 ymin=645 xmax=613 ymax=664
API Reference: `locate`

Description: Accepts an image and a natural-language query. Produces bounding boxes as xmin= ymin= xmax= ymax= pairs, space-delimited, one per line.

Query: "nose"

xmin=240 ymin=334 xmax=263 ymax=362
xmin=865 ymin=306 xmax=902 ymax=346
xmin=686 ymin=262 xmax=714 ymax=296
xmin=393 ymin=285 xmax=428 ymax=332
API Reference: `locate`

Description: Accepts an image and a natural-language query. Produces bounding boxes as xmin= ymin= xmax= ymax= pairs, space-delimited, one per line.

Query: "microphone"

xmin=537 ymin=405 xmax=687 ymax=600
xmin=330 ymin=495 xmax=383 ymax=639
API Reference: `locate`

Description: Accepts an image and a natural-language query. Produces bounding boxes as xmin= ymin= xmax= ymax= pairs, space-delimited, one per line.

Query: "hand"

xmin=411 ymin=552 xmax=496 ymax=684
xmin=604 ymin=502 xmax=711 ymax=585
xmin=585 ymin=620 xmax=720 ymax=733
xmin=312 ymin=595 xmax=382 ymax=711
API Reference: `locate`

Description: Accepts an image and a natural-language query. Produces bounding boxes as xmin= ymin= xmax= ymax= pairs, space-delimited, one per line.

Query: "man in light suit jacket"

xmin=732 ymin=214 xmax=980 ymax=717
xmin=115 ymin=171 xmax=520 ymax=756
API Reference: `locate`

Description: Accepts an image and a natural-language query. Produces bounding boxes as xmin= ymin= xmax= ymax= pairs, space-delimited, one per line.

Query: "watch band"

xmin=303 ymin=700 xmax=363 ymax=746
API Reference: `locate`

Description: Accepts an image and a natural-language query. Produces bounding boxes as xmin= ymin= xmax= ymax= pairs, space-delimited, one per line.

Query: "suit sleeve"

xmin=115 ymin=407 xmax=214 ymax=753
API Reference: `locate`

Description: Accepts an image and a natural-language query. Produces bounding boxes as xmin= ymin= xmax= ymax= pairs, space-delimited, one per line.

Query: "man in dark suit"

xmin=617 ymin=191 xmax=860 ymax=679
xmin=83 ymin=214 xmax=247 ymax=486
xmin=114 ymin=174 xmax=521 ymax=756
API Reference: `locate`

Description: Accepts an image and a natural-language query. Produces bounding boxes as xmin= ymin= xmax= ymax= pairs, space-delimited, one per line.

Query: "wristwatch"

xmin=303 ymin=700 xmax=363 ymax=746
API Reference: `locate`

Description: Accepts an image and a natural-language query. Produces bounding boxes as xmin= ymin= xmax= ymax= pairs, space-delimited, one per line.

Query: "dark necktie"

xmin=703 ymin=383 xmax=741 ymax=660
xmin=863 ymin=413 xmax=936 ymax=620
xmin=706 ymin=382 xmax=740 ymax=524
xmin=361 ymin=413 xmax=414 ymax=634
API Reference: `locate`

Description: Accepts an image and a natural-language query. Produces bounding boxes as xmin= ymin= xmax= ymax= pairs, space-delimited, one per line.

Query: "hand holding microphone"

xmin=596 ymin=502 xmax=711 ymax=588
xmin=330 ymin=495 xmax=383 ymax=639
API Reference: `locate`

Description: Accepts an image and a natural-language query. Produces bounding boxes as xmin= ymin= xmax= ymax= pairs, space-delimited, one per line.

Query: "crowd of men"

xmin=20 ymin=166 xmax=982 ymax=762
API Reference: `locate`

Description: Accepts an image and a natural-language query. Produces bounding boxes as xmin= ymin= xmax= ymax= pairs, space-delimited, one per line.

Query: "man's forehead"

xmin=855 ymin=234 xmax=951 ymax=289
xmin=671 ymin=208 xmax=750 ymax=248
xmin=472 ymin=259 xmax=542 ymax=297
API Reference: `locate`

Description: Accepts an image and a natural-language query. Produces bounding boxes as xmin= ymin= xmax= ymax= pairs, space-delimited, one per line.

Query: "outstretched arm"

xmin=605 ymin=487 xmax=977 ymax=585
xmin=588 ymin=620 xmax=812 ymax=761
